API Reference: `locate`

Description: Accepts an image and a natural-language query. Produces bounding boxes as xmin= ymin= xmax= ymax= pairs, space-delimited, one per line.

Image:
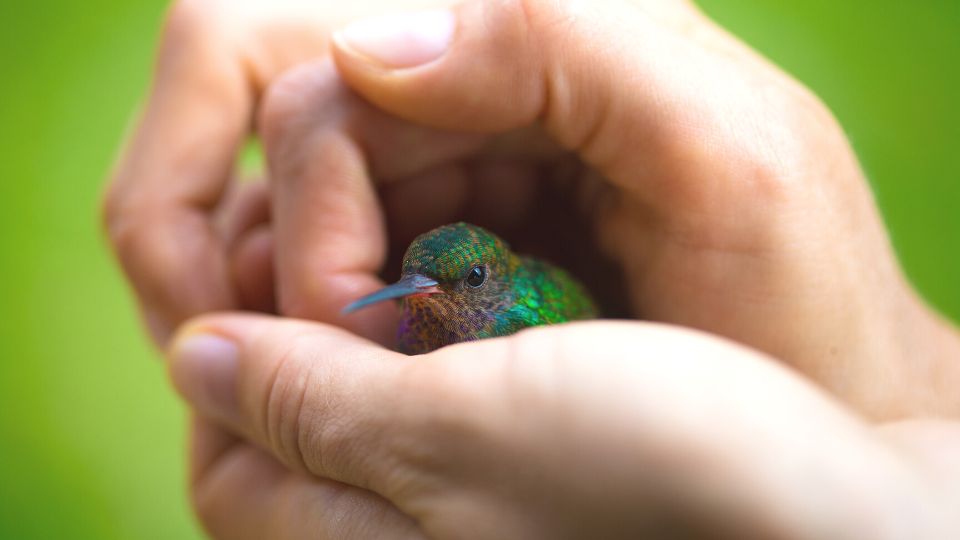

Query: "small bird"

xmin=344 ymin=222 xmax=598 ymax=354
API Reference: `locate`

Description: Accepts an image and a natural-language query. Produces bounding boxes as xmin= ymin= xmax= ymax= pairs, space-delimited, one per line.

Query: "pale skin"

xmin=103 ymin=0 xmax=960 ymax=538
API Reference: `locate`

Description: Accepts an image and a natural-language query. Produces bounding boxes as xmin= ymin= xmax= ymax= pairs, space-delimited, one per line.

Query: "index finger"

xmin=258 ymin=59 xmax=485 ymax=345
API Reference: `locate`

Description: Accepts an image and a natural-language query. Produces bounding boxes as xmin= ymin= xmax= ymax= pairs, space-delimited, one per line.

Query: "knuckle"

xmin=257 ymin=59 xmax=362 ymax=163
xmin=258 ymin=68 xmax=314 ymax=167
xmin=261 ymin=331 xmax=315 ymax=473
xmin=515 ymin=0 xmax=580 ymax=40
xmin=297 ymin=366 xmax=392 ymax=487
xmin=260 ymin=331 xmax=403 ymax=489
xmin=298 ymin=397 xmax=371 ymax=484
xmin=159 ymin=0 xmax=229 ymax=66
xmin=722 ymin=136 xmax=810 ymax=207
xmin=258 ymin=61 xmax=350 ymax=155
xmin=163 ymin=0 xmax=218 ymax=41
xmin=100 ymin=185 xmax=173 ymax=269
xmin=649 ymin=113 xmax=806 ymax=215
xmin=258 ymin=328 xmax=376 ymax=482
xmin=516 ymin=0 xmax=558 ymax=25
xmin=100 ymin=183 xmax=148 ymax=257
xmin=258 ymin=67 xmax=309 ymax=141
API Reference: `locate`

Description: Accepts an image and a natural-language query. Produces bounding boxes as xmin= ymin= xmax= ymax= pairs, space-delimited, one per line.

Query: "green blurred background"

xmin=0 ymin=1 xmax=957 ymax=538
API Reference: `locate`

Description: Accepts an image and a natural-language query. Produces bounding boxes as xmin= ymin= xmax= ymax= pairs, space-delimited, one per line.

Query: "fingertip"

xmin=166 ymin=312 xmax=273 ymax=374
xmin=167 ymin=324 xmax=242 ymax=427
xmin=332 ymin=9 xmax=456 ymax=70
xmin=331 ymin=0 xmax=543 ymax=133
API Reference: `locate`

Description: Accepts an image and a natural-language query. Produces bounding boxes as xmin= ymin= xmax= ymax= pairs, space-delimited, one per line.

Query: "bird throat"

xmin=397 ymin=294 xmax=498 ymax=355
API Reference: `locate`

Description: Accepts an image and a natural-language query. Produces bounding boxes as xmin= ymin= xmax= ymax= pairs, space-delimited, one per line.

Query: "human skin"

xmin=169 ymin=315 xmax=960 ymax=539
xmin=103 ymin=0 xmax=960 ymax=419
xmin=102 ymin=0 xmax=960 ymax=537
xmin=102 ymin=0 xmax=456 ymax=346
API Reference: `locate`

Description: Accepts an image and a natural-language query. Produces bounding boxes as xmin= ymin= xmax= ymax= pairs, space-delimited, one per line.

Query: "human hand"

xmin=101 ymin=0 xmax=457 ymax=347
xmin=169 ymin=315 xmax=960 ymax=539
xmin=103 ymin=0 xmax=960 ymax=418
xmin=245 ymin=0 xmax=960 ymax=418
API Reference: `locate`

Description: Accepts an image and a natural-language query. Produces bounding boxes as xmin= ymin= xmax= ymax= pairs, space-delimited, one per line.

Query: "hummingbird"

xmin=344 ymin=222 xmax=598 ymax=355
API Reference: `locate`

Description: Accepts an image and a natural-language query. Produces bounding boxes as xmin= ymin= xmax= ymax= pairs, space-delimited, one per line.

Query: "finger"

xmin=230 ymin=224 xmax=276 ymax=313
xmin=101 ymin=0 xmax=360 ymax=345
xmin=167 ymin=311 xmax=539 ymax=519
xmin=260 ymin=60 xmax=393 ymax=344
xmin=168 ymin=313 xmax=435 ymax=500
xmin=216 ymin=180 xmax=277 ymax=312
xmin=258 ymin=59 xmax=485 ymax=344
xmin=330 ymin=0 xmax=799 ymax=207
xmin=329 ymin=1 xmax=668 ymax=171
xmin=102 ymin=3 xmax=260 ymax=345
xmin=171 ymin=315 xmax=949 ymax=539
xmin=190 ymin=417 xmax=422 ymax=540
xmin=218 ymin=180 xmax=270 ymax=249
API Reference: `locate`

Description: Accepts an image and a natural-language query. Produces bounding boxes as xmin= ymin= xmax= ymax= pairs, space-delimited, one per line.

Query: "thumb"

xmin=331 ymin=0 xmax=718 ymax=180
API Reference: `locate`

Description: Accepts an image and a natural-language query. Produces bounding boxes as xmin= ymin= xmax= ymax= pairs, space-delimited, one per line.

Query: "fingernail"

xmin=170 ymin=332 xmax=240 ymax=424
xmin=335 ymin=10 xmax=455 ymax=69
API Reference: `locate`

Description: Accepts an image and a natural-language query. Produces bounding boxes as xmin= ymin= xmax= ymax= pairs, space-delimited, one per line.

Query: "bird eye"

xmin=466 ymin=265 xmax=487 ymax=288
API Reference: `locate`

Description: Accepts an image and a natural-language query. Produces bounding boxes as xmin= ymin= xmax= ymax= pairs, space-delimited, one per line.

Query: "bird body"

xmin=345 ymin=223 xmax=597 ymax=354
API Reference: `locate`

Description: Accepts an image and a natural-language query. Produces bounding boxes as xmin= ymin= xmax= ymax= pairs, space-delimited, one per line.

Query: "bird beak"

xmin=342 ymin=274 xmax=441 ymax=314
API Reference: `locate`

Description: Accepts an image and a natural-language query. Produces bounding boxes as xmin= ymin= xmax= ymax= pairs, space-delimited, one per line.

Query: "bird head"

xmin=343 ymin=222 xmax=516 ymax=314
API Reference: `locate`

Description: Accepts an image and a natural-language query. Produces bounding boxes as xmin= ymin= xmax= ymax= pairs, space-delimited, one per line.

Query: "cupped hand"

xmin=248 ymin=0 xmax=960 ymax=418
xmin=104 ymin=0 xmax=960 ymax=417
xmin=169 ymin=315 xmax=960 ymax=540
xmin=102 ymin=0 xmax=457 ymax=346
